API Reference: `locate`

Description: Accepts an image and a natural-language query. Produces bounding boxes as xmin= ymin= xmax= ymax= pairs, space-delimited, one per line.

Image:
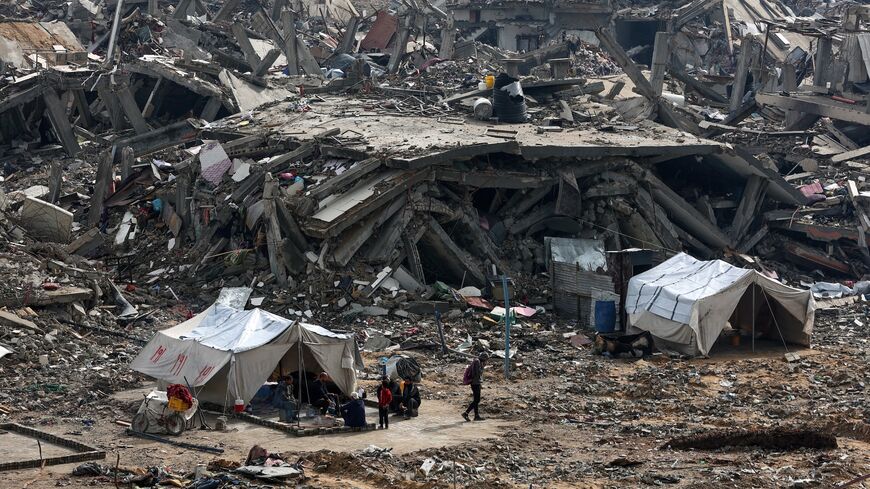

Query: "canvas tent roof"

xmin=130 ymin=304 xmax=362 ymax=406
xmin=625 ymin=253 xmax=815 ymax=356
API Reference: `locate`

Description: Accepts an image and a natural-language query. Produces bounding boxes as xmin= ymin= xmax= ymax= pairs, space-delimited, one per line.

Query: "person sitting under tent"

xmin=400 ymin=379 xmax=421 ymax=419
xmin=341 ymin=392 xmax=367 ymax=428
xmin=311 ymin=372 xmax=337 ymax=415
xmin=271 ymin=376 xmax=297 ymax=421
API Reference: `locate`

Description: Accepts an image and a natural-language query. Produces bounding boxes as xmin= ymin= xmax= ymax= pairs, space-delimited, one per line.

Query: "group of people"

xmin=267 ymin=353 xmax=490 ymax=430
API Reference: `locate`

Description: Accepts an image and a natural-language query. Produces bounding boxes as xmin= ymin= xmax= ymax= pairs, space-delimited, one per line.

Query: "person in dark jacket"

xmin=376 ymin=378 xmax=393 ymax=429
xmin=340 ymin=392 xmax=366 ymax=428
xmin=388 ymin=379 xmax=402 ymax=414
xmin=310 ymin=372 xmax=334 ymax=414
xmin=463 ymin=353 xmax=487 ymax=421
xmin=401 ymin=379 xmax=420 ymax=419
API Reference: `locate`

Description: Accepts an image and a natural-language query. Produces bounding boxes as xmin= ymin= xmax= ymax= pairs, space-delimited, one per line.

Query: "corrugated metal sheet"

xmin=552 ymin=262 xmax=619 ymax=328
xmin=553 ymin=263 xmax=614 ymax=295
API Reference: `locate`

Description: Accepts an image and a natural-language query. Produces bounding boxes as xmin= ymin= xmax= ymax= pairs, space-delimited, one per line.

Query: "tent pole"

xmin=761 ymin=289 xmax=790 ymax=352
xmin=752 ymin=286 xmax=755 ymax=353
xmin=297 ymin=333 xmax=303 ymax=429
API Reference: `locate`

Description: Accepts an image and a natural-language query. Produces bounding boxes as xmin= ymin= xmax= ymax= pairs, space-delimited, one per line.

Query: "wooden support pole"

xmin=43 ymin=88 xmax=81 ymax=157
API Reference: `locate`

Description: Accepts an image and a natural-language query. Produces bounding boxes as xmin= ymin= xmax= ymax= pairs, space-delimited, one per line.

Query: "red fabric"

xmin=378 ymin=387 xmax=392 ymax=407
xmin=167 ymin=384 xmax=193 ymax=404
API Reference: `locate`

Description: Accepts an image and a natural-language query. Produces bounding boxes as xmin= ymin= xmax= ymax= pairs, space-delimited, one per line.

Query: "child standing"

xmin=376 ymin=378 xmax=393 ymax=429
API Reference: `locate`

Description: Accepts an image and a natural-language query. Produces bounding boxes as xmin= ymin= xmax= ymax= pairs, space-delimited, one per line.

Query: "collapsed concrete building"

xmin=1 ymin=0 xmax=869 ymax=331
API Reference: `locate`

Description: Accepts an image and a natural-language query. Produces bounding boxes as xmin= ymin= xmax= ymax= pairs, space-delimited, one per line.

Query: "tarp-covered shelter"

xmin=130 ymin=304 xmax=363 ymax=406
xmin=625 ymin=253 xmax=815 ymax=356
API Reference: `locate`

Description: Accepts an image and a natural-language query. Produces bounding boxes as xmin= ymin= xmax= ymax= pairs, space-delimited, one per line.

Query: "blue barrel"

xmin=594 ymin=300 xmax=616 ymax=333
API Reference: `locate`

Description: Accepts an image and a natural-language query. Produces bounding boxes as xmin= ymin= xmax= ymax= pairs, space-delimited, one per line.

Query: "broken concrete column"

xmin=96 ymin=88 xmax=125 ymax=129
xmin=282 ymin=10 xmax=300 ymax=75
xmin=142 ymin=78 xmax=164 ymax=119
xmin=502 ymin=59 xmax=522 ymax=78
xmin=148 ymin=0 xmax=159 ymax=16
xmin=214 ymin=0 xmax=240 ymax=21
xmin=72 ymin=89 xmax=94 ymax=128
xmin=200 ymin=96 xmax=222 ymax=122
xmin=48 ymin=161 xmax=63 ymax=204
xmin=120 ymin=146 xmax=135 ymax=181
xmin=730 ymin=35 xmax=754 ymax=114
xmin=88 ymin=150 xmax=114 ymax=227
xmin=43 ymin=88 xmax=81 ymax=157
xmin=263 ymin=174 xmax=288 ymax=285
xmin=439 ymin=13 xmax=456 ymax=60
xmin=116 ymin=87 xmax=150 ymax=135
xmin=271 ymin=0 xmax=287 ymax=20
xmin=253 ymin=49 xmax=281 ymax=77
xmin=173 ymin=0 xmax=193 ymax=19
xmin=337 ymin=16 xmax=361 ymax=55
xmin=649 ymin=31 xmax=671 ymax=96
xmin=813 ymin=36 xmax=832 ymax=87
xmin=781 ymin=63 xmax=799 ymax=127
xmin=550 ymin=58 xmax=571 ymax=80
xmin=388 ymin=12 xmax=415 ymax=74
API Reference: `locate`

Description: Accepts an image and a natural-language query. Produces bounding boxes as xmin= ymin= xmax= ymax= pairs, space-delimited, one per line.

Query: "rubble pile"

xmin=1 ymin=0 xmax=870 ymax=486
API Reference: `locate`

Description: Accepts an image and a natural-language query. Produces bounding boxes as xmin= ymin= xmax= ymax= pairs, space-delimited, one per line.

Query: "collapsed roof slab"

xmin=306 ymin=169 xmax=429 ymax=239
xmin=239 ymin=97 xmax=724 ymax=167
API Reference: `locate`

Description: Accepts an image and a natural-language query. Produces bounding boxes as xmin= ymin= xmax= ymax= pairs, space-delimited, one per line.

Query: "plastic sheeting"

xmin=626 ymin=253 xmax=814 ymax=356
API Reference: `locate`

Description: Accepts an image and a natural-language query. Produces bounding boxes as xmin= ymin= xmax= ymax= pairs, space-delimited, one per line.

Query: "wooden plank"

xmin=832 ymin=144 xmax=870 ymax=163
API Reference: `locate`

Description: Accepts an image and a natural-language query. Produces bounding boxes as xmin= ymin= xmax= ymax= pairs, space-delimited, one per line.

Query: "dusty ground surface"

xmin=0 ymin=300 xmax=868 ymax=488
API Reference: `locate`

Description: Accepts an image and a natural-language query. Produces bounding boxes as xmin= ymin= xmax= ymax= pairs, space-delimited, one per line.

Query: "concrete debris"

xmin=0 ymin=0 xmax=869 ymax=487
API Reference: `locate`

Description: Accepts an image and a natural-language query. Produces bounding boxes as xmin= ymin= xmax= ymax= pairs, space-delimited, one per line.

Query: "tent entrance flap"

xmin=726 ymin=282 xmax=811 ymax=350
xmin=276 ymin=340 xmax=358 ymax=396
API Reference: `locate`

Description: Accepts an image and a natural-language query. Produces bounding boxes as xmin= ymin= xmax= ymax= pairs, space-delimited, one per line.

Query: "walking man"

xmin=462 ymin=353 xmax=487 ymax=421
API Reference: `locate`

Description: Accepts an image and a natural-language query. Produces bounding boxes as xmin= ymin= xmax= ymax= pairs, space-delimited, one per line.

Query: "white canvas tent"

xmin=625 ymin=253 xmax=815 ymax=356
xmin=130 ymin=304 xmax=362 ymax=406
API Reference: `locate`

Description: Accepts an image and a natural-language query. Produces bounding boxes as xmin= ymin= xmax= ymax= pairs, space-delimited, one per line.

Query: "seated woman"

xmin=341 ymin=392 xmax=366 ymax=428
